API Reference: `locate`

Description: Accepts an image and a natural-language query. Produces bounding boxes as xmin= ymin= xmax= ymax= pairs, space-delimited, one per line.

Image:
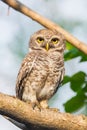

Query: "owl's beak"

xmin=45 ymin=43 xmax=49 ymax=51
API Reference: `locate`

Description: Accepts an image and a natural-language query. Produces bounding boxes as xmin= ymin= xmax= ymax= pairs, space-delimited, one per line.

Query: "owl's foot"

xmin=40 ymin=100 xmax=49 ymax=109
xmin=31 ymin=100 xmax=41 ymax=111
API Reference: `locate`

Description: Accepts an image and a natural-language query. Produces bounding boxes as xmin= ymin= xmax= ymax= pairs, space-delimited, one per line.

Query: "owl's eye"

xmin=36 ymin=37 xmax=44 ymax=44
xmin=51 ymin=38 xmax=59 ymax=44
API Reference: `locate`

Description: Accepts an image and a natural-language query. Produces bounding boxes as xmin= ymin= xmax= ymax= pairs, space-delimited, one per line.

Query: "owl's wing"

xmin=60 ymin=68 xmax=65 ymax=83
xmin=54 ymin=68 xmax=65 ymax=95
xmin=16 ymin=52 xmax=37 ymax=99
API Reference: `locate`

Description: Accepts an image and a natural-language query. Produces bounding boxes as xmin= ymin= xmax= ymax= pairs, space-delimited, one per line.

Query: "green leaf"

xmin=64 ymin=46 xmax=87 ymax=62
xmin=70 ymin=71 xmax=86 ymax=92
xmin=64 ymin=92 xmax=86 ymax=113
xmin=64 ymin=48 xmax=79 ymax=61
xmin=79 ymin=51 xmax=87 ymax=62
xmin=62 ymin=76 xmax=70 ymax=85
xmin=66 ymin=41 xmax=74 ymax=50
xmin=83 ymin=84 xmax=87 ymax=92
xmin=63 ymin=72 xmax=86 ymax=92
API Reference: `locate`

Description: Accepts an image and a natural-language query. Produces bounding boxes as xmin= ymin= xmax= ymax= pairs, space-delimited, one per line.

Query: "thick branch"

xmin=0 ymin=92 xmax=87 ymax=130
xmin=1 ymin=0 xmax=87 ymax=54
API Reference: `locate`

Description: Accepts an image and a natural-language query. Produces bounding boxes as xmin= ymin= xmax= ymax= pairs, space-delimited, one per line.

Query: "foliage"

xmin=65 ymin=42 xmax=87 ymax=62
xmin=63 ymin=42 xmax=87 ymax=114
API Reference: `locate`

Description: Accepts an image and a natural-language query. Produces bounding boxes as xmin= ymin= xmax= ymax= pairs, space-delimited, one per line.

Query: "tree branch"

xmin=1 ymin=0 xmax=87 ymax=54
xmin=0 ymin=92 xmax=87 ymax=130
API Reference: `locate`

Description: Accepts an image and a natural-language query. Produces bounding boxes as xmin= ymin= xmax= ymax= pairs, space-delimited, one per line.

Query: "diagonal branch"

xmin=1 ymin=0 xmax=87 ymax=54
xmin=0 ymin=92 xmax=87 ymax=130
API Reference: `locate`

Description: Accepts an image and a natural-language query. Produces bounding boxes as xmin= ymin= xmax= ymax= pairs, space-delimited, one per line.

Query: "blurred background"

xmin=0 ymin=0 xmax=87 ymax=129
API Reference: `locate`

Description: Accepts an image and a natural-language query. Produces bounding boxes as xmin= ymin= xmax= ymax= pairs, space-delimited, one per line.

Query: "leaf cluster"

xmin=63 ymin=42 xmax=87 ymax=114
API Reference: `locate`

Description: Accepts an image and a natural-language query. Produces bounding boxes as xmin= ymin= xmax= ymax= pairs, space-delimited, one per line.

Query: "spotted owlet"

xmin=16 ymin=29 xmax=65 ymax=109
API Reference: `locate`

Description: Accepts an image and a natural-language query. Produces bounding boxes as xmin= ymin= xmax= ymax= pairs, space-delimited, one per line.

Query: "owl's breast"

xmin=26 ymin=53 xmax=49 ymax=92
xmin=48 ymin=52 xmax=64 ymax=73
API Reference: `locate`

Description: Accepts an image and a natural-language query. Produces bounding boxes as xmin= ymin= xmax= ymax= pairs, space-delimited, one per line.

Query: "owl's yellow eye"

xmin=51 ymin=38 xmax=59 ymax=44
xmin=36 ymin=37 xmax=44 ymax=44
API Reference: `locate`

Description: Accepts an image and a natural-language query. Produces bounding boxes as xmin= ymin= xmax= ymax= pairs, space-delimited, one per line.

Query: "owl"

xmin=16 ymin=29 xmax=65 ymax=109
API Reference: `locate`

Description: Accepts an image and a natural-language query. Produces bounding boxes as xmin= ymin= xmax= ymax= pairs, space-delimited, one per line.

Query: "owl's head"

xmin=29 ymin=29 xmax=65 ymax=53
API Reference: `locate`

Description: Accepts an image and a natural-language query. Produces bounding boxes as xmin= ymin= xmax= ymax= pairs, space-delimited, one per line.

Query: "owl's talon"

xmin=40 ymin=100 xmax=49 ymax=109
xmin=31 ymin=101 xmax=41 ymax=111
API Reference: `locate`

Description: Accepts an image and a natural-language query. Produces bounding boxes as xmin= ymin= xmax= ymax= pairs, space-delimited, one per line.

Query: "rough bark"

xmin=0 ymin=93 xmax=87 ymax=130
xmin=1 ymin=0 xmax=87 ymax=54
